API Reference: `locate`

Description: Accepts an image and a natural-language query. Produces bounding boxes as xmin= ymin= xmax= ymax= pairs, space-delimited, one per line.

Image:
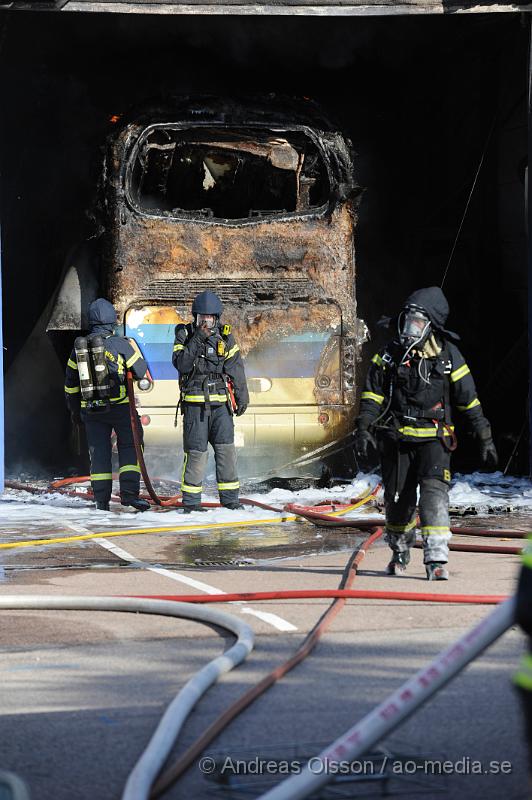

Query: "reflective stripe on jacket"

xmin=172 ymin=323 xmax=249 ymax=408
xmin=358 ymin=338 xmax=488 ymax=441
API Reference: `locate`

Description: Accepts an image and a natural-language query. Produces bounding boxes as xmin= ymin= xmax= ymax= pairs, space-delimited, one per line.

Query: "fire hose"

xmin=0 ymin=596 xmax=255 ymax=800
xmin=3 ymin=379 xmax=526 ymax=795
xmin=258 ymin=597 xmax=516 ymax=800
xmin=148 ymin=526 xmax=383 ymax=797
xmin=0 ymin=483 xmax=524 ymax=797
xmin=136 ymin=589 xmax=507 ymax=605
xmin=129 ymin=372 xmax=382 ymax=515
xmin=286 ymin=504 xmax=526 ymax=554
xmin=4 ymin=476 xmax=288 ymax=514
xmin=0 ymin=539 xmax=519 ymax=800
xmin=126 ymin=371 xmax=163 ymax=506
xmin=2 ymin=351 xmax=527 ymax=791
xmin=146 ymin=518 xmax=517 ymax=797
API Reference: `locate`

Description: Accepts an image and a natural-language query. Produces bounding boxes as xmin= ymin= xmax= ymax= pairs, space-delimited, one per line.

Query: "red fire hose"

xmin=126 ymin=371 xmax=163 ymax=506
xmin=148 ymin=511 xmax=515 ymax=799
xmin=6 ymin=476 xmax=293 ymax=515
xmin=450 ymin=526 xmax=526 ymax=538
xmin=149 ymin=526 xmax=383 ymax=798
xmin=136 ymin=588 xmax=506 ymax=605
xmin=4 ymin=463 xmax=524 ymax=798
xmin=287 ymin=504 xmax=527 ymax=547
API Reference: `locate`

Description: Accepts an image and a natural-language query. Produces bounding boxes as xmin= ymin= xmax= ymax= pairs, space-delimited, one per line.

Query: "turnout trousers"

xmin=181 ymin=403 xmax=239 ymax=508
xmin=81 ymin=404 xmax=141 ymax=505
xmin=379 ymin=436 xmax=452 ymax=564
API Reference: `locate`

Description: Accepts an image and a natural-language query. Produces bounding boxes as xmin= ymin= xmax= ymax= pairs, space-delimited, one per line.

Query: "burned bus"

xmin=53 ymin=96 xmax=366 ymax=477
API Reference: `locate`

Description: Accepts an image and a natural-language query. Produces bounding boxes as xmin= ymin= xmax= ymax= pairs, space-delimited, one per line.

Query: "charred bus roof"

xmin=106 ymin=95 xmax=358 ymax=225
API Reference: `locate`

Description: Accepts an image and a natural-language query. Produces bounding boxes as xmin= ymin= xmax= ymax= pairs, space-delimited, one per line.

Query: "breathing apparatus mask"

xmin=397 ymin=304 xmax=431 ymax=351
xmin=195 ymin=313 xmax=218 ymax=334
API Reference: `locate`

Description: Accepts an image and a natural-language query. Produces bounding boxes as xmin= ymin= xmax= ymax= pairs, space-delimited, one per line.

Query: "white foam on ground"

xmin=1 ymin=471 xmax=532 ymax=531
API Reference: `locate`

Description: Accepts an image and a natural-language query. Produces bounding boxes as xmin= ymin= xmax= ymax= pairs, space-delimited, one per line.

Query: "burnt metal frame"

xmin=123 ymin=121 xmax=346 ymax=227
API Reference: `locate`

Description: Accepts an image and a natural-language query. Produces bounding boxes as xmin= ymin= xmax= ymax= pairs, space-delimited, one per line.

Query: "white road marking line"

xmin=240 ymin=607 xmax=296 ymax=631
xmin=64 ymin=522 xmax=297 ymax=632
xmin=96 ymin=537 xmax=224 ymax=593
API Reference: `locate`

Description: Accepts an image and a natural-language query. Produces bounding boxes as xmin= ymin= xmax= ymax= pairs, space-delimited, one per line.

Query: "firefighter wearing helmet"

xmin=172 ymin=291 xmax=249 ymax=512
xmin=353 ymin=287 xmax=498 ymax=580
xmin=64 ymin=298 xmax=150 ymax=513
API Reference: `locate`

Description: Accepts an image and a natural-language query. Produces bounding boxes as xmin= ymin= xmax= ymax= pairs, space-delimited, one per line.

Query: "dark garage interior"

xmin=0 ymin=10 xmax=528 ymax=476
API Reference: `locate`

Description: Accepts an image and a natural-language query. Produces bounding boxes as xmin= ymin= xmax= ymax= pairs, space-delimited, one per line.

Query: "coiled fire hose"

xmin=0 ymin=596 xmax=255 ymax=800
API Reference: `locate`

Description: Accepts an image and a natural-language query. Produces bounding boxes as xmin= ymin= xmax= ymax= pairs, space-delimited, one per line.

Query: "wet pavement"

xmin=0 ymin=493 xmax=530 ymax=800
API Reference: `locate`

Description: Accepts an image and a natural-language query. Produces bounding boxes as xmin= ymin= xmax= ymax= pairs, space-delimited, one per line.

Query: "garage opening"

xmin=0 ymin=12 xmax=528 ymax=476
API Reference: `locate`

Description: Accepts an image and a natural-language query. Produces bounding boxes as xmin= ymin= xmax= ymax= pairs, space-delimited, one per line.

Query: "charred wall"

xmin=0 ymin=11 xmax=528 ymax=474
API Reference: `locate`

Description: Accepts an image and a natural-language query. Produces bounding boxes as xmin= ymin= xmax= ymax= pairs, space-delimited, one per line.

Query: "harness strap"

xmin=375 ymin=342 xmax=457 ymax=443
xmin=439 ymin=343 xmax=457 ymax=451
xmin=202 ymin=375 xmax=211 ymax=416
xmin=400 ymin=407 xmax=445 ymax=421
xmin=174 ymin=396 xmax=182 ymax=428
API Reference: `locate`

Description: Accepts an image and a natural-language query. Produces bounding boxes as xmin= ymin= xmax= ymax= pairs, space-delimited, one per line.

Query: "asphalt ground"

xmin=0 ymin=504 xmax=529 ymax=800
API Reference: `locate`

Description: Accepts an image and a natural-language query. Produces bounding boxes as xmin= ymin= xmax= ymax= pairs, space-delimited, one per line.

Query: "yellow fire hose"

xmin=0 ymin=486 xmax=378 ymax=551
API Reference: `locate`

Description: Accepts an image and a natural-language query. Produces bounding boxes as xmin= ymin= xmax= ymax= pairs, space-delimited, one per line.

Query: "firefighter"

xmin=353 ymin=286 xmax=498 ymax=580
xmin=172 ymin=291 xmax=249 ymax=513
xmin=64 ymin=298 xmax=151 ymax=512
xmin=515 ymin=539 xmax=532 ymax=782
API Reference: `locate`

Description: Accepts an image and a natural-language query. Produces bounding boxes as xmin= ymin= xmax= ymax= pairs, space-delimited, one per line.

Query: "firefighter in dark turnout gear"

xmin=172 ymin=291 xmax=249 ymax=512
xmin=514 ymin=537 xmax=532 ymax=782
xmin=64 ymin=298 xmax=150 ymax=512
xmin=354 ymin=287 xmax=497 ymax=580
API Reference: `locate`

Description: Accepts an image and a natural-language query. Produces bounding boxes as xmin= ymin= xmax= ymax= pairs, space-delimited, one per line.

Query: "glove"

xmin=478 ymin=427 xmax=498 ymax=469
xmin=195 ymin=325 xmax=210 ymax=341
xmin=235 ymin=403 xmax=247 ymax=417
xmin=353 ymin=428 xmax=377 ymax=460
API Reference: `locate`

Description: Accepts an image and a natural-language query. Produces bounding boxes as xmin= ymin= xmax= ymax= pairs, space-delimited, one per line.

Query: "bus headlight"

xmin=138 ymin=378 xmax=153 ymax=392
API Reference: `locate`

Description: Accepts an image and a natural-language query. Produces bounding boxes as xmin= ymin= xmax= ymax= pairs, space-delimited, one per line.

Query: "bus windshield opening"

xmin=128 ymin=127 xmax=330 ymax=221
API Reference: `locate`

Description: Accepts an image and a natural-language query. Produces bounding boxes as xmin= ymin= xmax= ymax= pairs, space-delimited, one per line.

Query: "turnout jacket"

xmin=172 ymin=322 xmax=249 ymax=409
xmin=514 ymin=537 xmax=532 ymax=690
xmin=357 ymin=336 xmax=489 ymax=442
xmin=64 ymin=299 xmax=147 ymax=412
xmin=517 ymin=539 xmax=532 ymax=639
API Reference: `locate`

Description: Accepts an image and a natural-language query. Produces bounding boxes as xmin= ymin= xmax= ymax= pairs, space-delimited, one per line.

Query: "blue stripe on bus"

xmin=126 ymin=322 xmax=332 ymax=345
xmin=130 ymin=343 xmax=174 ymax=362
xmin=137 ymin=356 xmax=319 ymax=381
xmin=125 ymin=324 xmax=177 ymax=345
xmin=127 ymin=324 xmax=332 ymax=381
xmin=149 ymin=363 xmax=180 ymax=380
xmin=138 ymin=358 xmax=320 ymax=382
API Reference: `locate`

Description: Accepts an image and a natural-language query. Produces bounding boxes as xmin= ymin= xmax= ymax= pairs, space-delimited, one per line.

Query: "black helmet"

xmin=191 ymin=291 xmax=223 ymax=317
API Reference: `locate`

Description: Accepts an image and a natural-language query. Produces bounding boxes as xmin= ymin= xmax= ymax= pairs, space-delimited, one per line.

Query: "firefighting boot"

xmin=121 ymin=498 xmax=151 ymax=512
xmin=182 ymin=505 xmax=209 ymax=514
xmin=386 ymin=551 xmax=410 ymax=575
xmin=223 ymin=502 xmax=244 ymax=510
xmin=96 ymin=501 xmax=110 ymax=511
xmin=426 ymin=562 xmax=449 ymax=581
